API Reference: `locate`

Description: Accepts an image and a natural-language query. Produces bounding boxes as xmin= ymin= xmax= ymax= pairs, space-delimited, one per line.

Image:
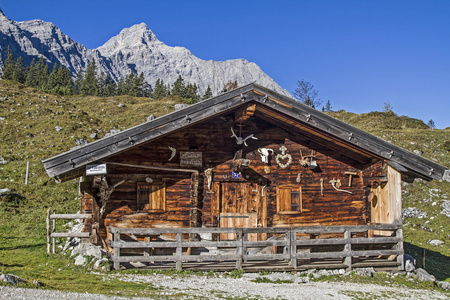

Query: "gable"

xmin=43 ymin=83 xmax=448 ymax=182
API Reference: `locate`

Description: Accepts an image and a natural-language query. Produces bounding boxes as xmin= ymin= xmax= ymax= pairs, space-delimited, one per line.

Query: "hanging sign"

xmin=180 ymin=151 xmax=202 ymax=167
xmin=86 ymin=163 xmax=107 ymax=175
xmin=232 ymin=172 xmax=241 ymax=179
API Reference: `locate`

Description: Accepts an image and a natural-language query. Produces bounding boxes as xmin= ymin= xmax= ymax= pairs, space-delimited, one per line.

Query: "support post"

xmin=396 ymin=228 xmax=404 ymax=270
xmin=176 ymin=233 xmax=182 ymax=271
xmin=46 ymin=208 xmax=51 ymax=254
xmin=344 ymin=230 xmax=352 ymax=271
xmin=236 ymin=229 xmax=243 ymax=270
xmin=113 ymin=229 xmax=120 ymax=270
xmin=290 ymin=228 xmax=297 ymax=269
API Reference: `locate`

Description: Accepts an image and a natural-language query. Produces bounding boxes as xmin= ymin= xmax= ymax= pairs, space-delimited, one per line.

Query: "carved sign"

xmin=180 ymin=151 xmax=202 ymax=167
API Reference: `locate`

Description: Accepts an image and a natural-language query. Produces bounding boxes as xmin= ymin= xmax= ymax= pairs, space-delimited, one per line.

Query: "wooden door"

xmin=214 ymin=182 xmax=266 ymax=241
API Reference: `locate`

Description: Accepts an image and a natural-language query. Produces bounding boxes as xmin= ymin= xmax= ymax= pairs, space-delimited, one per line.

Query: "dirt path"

xmin=1 ymin=273 xmax=448 ymax=300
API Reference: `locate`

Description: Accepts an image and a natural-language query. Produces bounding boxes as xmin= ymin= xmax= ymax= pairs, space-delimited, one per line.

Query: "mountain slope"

xmin=0 ymin=10 xmax=289 ymax=96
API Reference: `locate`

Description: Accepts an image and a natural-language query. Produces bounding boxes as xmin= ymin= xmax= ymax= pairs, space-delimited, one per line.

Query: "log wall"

xmin=78 ymin=113 xmax=390 ymax=243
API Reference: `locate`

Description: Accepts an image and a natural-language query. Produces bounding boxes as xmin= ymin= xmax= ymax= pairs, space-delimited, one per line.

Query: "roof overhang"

xmin=43 ymin=83 xmax=448 ymax=182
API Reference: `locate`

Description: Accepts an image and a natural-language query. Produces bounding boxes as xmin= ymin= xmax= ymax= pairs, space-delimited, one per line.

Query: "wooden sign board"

xmin=180 ymin=151 xmax=202 ymax=167
xmin=86 ymin=163 xmax=107 ymax=175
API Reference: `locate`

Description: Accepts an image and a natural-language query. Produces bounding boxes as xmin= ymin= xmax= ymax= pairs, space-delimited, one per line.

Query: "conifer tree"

xmin=12 ymin=56 xmax=26 ymax=84
xmin=171 ymin=75 xmax=186 ymax=97
xmin=202 ymin=85 xmax=212 ymax=100
xmin=73 ymin=67 xmax=83 ymax=94
xmin=80 ymin=59 xmax=98 ymax=95
xmin=153 ymin=78 xmax=167 ymax=99
xmin=25 ymin=58 xmax=38 ymax=87
xmin=2 ymin=47 xmax=16 ymax=80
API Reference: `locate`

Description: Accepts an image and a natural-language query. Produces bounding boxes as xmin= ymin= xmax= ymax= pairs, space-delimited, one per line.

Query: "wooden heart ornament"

xmin=275 ymin=146 xmax=292 ymax=169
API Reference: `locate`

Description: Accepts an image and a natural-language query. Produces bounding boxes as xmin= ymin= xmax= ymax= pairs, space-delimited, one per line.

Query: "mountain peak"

xmin=97 ymin=22 xmax=158 ymax=56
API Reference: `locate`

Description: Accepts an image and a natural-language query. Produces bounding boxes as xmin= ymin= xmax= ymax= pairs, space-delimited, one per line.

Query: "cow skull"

xmin=258 ymin=148 xmax=274 ymax=164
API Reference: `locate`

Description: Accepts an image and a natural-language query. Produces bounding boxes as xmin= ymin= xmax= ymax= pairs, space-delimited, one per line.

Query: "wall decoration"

xmin=180 ymin=151 xmax=202 ymax=167
xmin=204 ymin=168 xmax=213 ymax=190
xmin=296 ymin=173 xmax=302 ymax=184
xmin=258 ymin=148 xmax=274 ymax=164
xmin=299 ymin=150 xmax=318 ymax=169
xmin=329 ymin=178 xmax=352 ymax=194
xmin=320 ymin=178 xmax=324 ymax=195
xmin=264 ymin=166 xmax=271 ymax=174
xmin=275 ymin=146 xmax=292 ymax=169
xmin=230 ymin=127 xmax=258 ymax=146
xmin=168 ymin=146 xmax=176 ymax=161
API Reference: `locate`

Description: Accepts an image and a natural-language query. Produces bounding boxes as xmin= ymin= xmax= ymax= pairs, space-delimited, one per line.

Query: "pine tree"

xmin=46 ymin=64 xmax=59 ymax=91
xmin=153 ymin=78 xmax=167 ymax=99
xmin=12 ymin=56 xmax=26 ymax=84
xmin=202 ymin=85 xmax=212 ymax=100
xmin=171 ymin=75 xmax=186 ymax=97
xmin=80 ymin=59 xmax=98 ymax=95
xmin=324 ymin=100 xmax=332 ymax=112
xmin=73 ymin=67 xmax=83 ymax=94
xmin=25 ymin=58 xmax=38 ymax=87
xmin=184 ymin=82 xmax=199 ymax=104
xmin=116 ymin=77 xmax=125 ymax=96
xmin=2 ymin=47 xmax=16 ymax=80
xmin=35 ymin=57 xmax=49 ymax=88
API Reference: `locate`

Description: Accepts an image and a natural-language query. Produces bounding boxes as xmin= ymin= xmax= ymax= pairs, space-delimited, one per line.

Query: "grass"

xmin=0 ymin=79 xmax=449 ymax=296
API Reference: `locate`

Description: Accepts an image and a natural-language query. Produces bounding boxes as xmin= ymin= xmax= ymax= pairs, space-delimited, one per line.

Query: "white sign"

xmin=86 ymin=163 xmax=107 ymax=176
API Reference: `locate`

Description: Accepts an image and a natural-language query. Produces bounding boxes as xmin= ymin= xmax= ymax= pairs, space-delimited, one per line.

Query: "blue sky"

xmin=1 ymin=0 xmax=449 ymax=128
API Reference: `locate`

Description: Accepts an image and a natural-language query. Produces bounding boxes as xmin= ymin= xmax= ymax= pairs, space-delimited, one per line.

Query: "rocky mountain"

xmin=0 ymin=9 xmax=289 ymax=96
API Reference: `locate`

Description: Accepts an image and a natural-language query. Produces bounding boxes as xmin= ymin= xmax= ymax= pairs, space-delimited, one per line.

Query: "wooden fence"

xmin=46 ymin=208 xmax=91 ymax=254
xmin=109 ymin=224 xmax=403 ymax=271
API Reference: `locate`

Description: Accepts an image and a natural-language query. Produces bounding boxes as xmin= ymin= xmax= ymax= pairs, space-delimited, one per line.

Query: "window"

xmin=137 ymin=182 xmax=166 ymax=212
xmin=277 ymin=185 xmax=302 ymax=214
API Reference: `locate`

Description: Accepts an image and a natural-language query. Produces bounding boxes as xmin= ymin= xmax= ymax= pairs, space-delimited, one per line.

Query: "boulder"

xmin=402 ymin=207 xmax=428 ymax=220
xmin=0 ymin=156 xmax=8 ymax=164
xmin=354 ymin=267 xmax=376 ymax=277
xmin=427 ymin=239 xmax=444 ymax=246
xmin=0 ymin=274 xmax=27 ymax=285
xmin=147 ymin=114 xmax=156 ymax=122
xmin=439 ymin=281 xmax=450 ymax=291
xmin=441 ymin=201 xmax=450 ymax=218
xmin=415 ymin=268 xmax=436 ymax=282
xmin=55 ymin=126 xmax=63 ymax=132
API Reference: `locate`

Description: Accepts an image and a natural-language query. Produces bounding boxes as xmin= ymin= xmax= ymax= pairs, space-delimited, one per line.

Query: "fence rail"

xmin=46 ymin=208 xmax=91 ymax=254
xmin=109 ymin=224 xmax=403 ymax=271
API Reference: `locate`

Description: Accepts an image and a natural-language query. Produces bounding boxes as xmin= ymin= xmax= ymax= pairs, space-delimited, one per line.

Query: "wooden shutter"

xmin=137 ymin=183 xmax=166 ymax=212
xmin=277 ymin=185 xmax=302 ymax=214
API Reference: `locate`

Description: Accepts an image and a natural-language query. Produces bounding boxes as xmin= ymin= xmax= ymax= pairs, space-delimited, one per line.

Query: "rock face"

xmin=0 ymin=10 xmax=290 ymax=96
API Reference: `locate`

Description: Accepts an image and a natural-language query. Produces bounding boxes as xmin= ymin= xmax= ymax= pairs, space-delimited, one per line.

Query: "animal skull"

xmin=258 ymin=148 xmax=274 ymax=164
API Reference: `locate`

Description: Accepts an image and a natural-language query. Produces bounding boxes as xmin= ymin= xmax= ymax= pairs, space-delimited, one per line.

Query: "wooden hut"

xmin=43 ymin=83 xmax=449 ymax=271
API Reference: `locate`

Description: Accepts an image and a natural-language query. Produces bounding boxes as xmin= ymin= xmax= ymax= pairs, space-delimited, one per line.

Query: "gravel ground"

xmin=0 ymin=273 xmax=448 ymax=300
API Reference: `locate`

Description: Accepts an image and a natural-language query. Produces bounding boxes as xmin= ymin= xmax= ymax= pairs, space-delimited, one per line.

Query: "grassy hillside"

xmin=0 ymin=80 xmax=448 ymax=295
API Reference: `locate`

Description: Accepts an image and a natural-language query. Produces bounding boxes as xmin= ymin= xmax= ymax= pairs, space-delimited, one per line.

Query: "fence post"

xmin=235 ymin=229 xmax=243 ymax=270
xmin=290 ymin=228 xmax=297 ymax=269
xmin=52 ymin=209 xmax=56 ymax=254
xmin=396 ymin=227 xmax=404 ymax=270
xmin=46 ymin=208 xmax=51 ymax=254
xmin=176 ymin=232 xmax=182 ymax=271
xmin=344 ymin=229 xmax=352 ymax=271
xmin=243 ymin=229 xmax=248 ymax=263
xmin=113 ymin=228 xmax=120 ymax=270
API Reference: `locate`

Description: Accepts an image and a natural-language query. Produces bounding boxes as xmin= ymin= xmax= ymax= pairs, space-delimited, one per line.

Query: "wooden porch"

xmin=109 ymin=223 xmax=404 ymax=272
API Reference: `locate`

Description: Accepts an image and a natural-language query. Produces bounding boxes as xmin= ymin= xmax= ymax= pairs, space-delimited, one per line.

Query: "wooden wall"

xmin=79 ymin=112 xmax=393 ymax=243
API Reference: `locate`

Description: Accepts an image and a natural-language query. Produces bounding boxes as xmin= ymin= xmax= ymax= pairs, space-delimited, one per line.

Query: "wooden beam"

xmin=235 ymin=103 xmax=256 ymax=123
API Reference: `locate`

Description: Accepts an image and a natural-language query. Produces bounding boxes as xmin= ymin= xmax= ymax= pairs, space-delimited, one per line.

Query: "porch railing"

xmin=109 ymin=224 xmax=403 ymax=271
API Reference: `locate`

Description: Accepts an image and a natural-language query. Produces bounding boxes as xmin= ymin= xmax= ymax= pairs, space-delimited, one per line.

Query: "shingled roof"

xmin=43 ymin=83 xmax=449 ymax=182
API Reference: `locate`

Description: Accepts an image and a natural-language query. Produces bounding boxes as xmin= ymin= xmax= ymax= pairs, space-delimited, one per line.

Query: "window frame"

xmin=137 ymin=182 xmax=166 ymax=212
xmin=276 ymin=185 xmax=302 ymax=214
